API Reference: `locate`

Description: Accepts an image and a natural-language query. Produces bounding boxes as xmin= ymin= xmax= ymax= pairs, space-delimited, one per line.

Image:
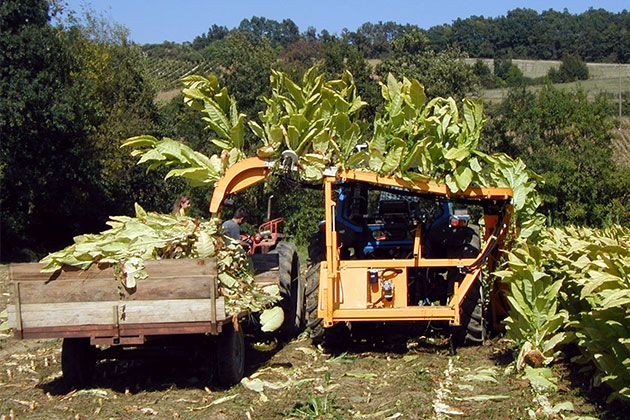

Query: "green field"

xmin=471 ymin=58 xmax=630 ymax=101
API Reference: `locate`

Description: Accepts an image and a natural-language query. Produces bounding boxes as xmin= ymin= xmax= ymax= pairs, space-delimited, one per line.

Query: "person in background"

xmin=171 ymin=195 xmax=191 ymax=216
xmin=222 ymin=208 xmax=248 ymax=246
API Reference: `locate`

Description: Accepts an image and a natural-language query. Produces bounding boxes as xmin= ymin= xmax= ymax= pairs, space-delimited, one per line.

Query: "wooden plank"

xmin=119 ymin=321 xmax=226 ymax=337
xmin=15 ymin=276 xmax=216 ymax=304
xmin=10 ymin=263 xmax=116 ymax=282
xmin=18 ymin=321 xmax=230 ymax=340
xmin=14 ymin=283 xmax=22 ymax=335
xmin=210 ymin=269 xmax=217 ymax=328
xmin=16 ymin=279 xmax=119 ymax=304
xmin=21 ymin=325 xmax=119 ymax=339
xmin=124 ymin=277 xmax=215 ymax=301
xmin=119 ymin=298 xmax=225 ymax=324
xmin=254 ymin=271 xmax=279 ymax=286
xmin=7 ymin=305 xmax=15 ymax=328
xmin=11 ymin=298 xmax=226 ymax=329
xmin=9 ymin=258 xmax=217 ymax=282
xmin=250 ymin=254 xmax=279 ymax=274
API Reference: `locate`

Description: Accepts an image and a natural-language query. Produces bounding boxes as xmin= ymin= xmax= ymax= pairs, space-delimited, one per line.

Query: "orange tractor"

xmin=210 ymin=156 xmax=513 ymax=346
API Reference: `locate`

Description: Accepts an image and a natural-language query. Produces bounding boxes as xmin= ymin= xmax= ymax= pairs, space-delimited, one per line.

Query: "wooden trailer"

xmin=6 ymin=255 xmax=283 ymax=387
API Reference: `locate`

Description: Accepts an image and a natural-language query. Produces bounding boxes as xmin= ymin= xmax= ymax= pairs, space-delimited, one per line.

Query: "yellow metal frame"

xmin=209 ymin=157 xmax=271 ymax=214
xmin=208 ymin=158 xmax=513 ymax=328
xmin=318 ymin=171 xmax=512 ymax=327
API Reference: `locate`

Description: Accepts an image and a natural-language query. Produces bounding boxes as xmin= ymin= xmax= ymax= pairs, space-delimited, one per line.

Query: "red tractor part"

xmin=241 ymin=218 xmax=285 ymax=255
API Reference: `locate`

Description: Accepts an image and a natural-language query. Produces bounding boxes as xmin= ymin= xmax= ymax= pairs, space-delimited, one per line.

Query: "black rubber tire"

xmin=308 ymin=231 xmax=326 ymax=264
xmin=269 ymin=242 xmax=304 ymax=338
xmin=451 ymin=277 xmax=486 ymax=346
xmin=305 ymin=262 xmax=324 ymax=342
xmin=305 ymin=261 xmax=350 ymax=348
xmin=449 ymin=225 xmax=485 ymax=346
xmin=61 ymin=337 xmax=96 ymax=388
xmin=216 ymin=325 xmax=245 ymax=388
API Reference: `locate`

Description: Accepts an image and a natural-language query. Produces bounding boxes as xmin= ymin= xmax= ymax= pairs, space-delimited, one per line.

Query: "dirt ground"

xmin=0 ymin=266 xmax=617 ymax=419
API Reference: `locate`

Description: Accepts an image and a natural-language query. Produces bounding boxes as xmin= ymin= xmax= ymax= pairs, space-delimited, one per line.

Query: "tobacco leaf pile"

xmin=40 ymin=204 xmax=279 ymax=317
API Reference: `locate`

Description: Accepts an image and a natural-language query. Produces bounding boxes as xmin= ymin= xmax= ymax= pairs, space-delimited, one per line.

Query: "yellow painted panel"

xmin=337 ymin=267 xmax=368 ymax=309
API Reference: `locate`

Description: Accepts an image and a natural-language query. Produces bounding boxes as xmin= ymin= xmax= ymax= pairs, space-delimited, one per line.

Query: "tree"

xmin=202 ymin=31 xmax=276 ymax=118
xmin=484 ymin=85 xmax=629 ymax=226
xmin=345 ymin=21 xmax=405 ymax=58
xmin=237 ymin=16 xmax=300 ymax=47
xmin=548 ymin=55 xmax=589 ymax=83
xmin=278 ymin=38 xmax=324 ymax=80
xmin=0 ymin=0 xmax=98 ymax=259
xmin=0 ymin=1 xmax=175 ymax=261
xmin=377 ymin=29 xmax=479 ymax=99
xmin=192 ymin=24 xmax=229 ymax=49
xmin=492 ymin=57 xmax=527 ymax=87
xmin=472 ymin=59 xmax=499 ymax=88
xmin=423 ymin=8 xmax=629 ymax=63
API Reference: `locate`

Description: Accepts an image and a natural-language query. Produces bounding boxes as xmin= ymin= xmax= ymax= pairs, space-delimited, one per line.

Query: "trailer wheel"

xmin=61 ymin=338 xmax=96 ymax=388
xmin=216 ymin=325 xmax=245 ymax=388
xmin=270 ymin=242 xmax=304 ymax=338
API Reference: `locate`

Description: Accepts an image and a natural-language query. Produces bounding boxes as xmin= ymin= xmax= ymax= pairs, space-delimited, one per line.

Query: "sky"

xmin=63 ymin=0 xmax=629 ymax=44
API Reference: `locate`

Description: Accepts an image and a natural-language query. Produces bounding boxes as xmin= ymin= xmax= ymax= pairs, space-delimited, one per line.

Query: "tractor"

xmin=209 ymin=156 xmax=513 ymax=347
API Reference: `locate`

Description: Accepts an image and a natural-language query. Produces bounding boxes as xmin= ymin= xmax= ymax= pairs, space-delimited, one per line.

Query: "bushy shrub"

xmin=548 ymin=55 xmax=589 ymax=83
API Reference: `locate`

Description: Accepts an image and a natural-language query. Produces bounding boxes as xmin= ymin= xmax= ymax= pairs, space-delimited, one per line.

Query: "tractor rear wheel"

xmin=451 ymin=277 xmax=486 ymax=346
xmin=305 ymin=261 xmax=350 ymax=348
xmin=449 ymin=225 xmax=485 ymax=346
xmin=305 ymin=262 xmax=324 ymax=342
xmin=270 ymin=242 xmax=304 ymax=338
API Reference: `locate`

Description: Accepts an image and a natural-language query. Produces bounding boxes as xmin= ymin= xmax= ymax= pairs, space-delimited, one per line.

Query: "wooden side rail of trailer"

xmin=7 ymin=256 xmax=280 ymax=344
xmin=7 ymin=259 xmax=229 ymax=344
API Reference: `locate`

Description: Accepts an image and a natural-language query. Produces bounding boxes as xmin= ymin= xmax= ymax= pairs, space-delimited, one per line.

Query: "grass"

xmin=287 ymin=394 xmax=344 ymax=419
xmin=366 ymin=57 xmax=629 ymax=101
xmin=483 ymin=76 xmax=630 ymax=102
xmin=464 ymin=58 xmax=630 ymax=79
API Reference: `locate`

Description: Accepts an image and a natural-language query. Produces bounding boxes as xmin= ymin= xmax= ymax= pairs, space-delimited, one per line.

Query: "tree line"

xmin=185 ymin=9 xmax=630 ymax=63
xmin=0 ymin=0 xmax=628 ymax=261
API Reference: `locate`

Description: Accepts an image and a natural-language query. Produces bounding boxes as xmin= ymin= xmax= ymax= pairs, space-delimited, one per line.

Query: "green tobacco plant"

xmin=249 ymin=68 xmax=367 ymax=180
xmin=496 ymin=226 xmax=630 ymax=401
xmin=368 ymin=75 xmax=487 ymax=190
xmin=123 ymin=68 xmax=543 ymax=237
xmin=181 ymin=74 xmax=247 ymax=164
xmin=494 ymin=242 xmax=568 ymax=370
xmin=122 ymin=135 xmax=225 ymax=185
xmin=368 ymin=74 xmax=543 ymax=237
xmin=541 ymin=226 xmax=630 ymax=401
xmin=121 ymin=73 xmax=249 ymax=186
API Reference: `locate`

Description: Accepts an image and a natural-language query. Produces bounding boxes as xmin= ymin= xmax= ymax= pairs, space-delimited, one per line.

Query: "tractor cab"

xmin=333 ymin=182 xmax=477 ymax=261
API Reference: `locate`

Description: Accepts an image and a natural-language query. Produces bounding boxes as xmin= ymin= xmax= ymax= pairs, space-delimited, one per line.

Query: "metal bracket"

xmin=281 ymin=149 xmax=299 ymax=172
